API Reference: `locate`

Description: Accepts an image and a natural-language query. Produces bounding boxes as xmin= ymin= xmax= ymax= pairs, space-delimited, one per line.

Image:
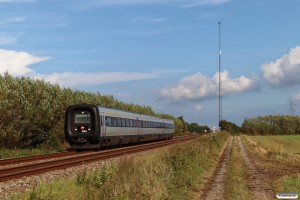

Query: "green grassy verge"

xmin=274 ymin=174 xmax=300 ymax=196
xmin=241 ymin=135 xmax=300 ymax=161
xmin=224 ymin=137 xmax=253 ymax=200
xmin=241 ymin=135 xmax=300 ymax=199
xmin=0 ymin=148 xmax=59 ymax=159
xmin=250 ymin=135 xmax=300 ymax=154
xmin=11 ymin=133 xmax=229 ymax=200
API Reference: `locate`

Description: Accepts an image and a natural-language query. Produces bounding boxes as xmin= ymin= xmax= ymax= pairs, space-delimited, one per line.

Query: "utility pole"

xmin=218 ymin=21 xmax=222 ymax=126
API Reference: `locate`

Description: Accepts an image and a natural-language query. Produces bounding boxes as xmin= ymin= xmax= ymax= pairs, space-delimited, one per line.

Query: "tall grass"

xmin=242 ymin=135 xmax=300 ymax=161
xmin=0 ymin=73 xmax=184 ymax=151
xmin=11 ymin=133 xmax=229 ymax=200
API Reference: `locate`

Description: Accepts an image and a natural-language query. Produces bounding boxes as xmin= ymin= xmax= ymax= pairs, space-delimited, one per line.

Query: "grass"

xmin=242 ymin=135 xmax=300 ymax=199
xmin=274 ymin=174 xmax=300 ymax=196
xmin=241 ymin=135 xmax=300 ymax=161
xmin=250 ymin=135 xmax=300 ymax=154
xmin=10 ymin=133 xmax=229 ymax=200
xmin=224 ymin=136 xmax=253 ymax=200
xmin=0 ymin=148 xmax=59 ymax=159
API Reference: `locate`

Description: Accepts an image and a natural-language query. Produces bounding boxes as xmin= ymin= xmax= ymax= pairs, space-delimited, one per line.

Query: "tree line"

xmin=218 ymin=116 xmax=300 ymax=135
xmin=241 ymin=115 xmax=300 ymax=135
xmin=0 ymin=73 xmax=186 ymax=150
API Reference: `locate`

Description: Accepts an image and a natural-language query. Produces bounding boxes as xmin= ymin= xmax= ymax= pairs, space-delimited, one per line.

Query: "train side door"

xmin=100 ymin=111 xmax=106 ymax=136
xmin=137 ymin=116 xmax=143 ymax=135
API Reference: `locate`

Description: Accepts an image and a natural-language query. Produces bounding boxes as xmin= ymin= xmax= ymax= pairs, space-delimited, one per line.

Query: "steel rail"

xmin=0 ymin=151 xmax=82 ymax=166
xmin=0 ymin=135 xmax=197 ymax=182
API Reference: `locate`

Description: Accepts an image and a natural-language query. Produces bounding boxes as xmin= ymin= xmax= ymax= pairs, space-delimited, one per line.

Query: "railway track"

xmin=0 ymin=151 xmax=81 ymax=167
xmin=0 ymin=135 xmax=198 ymax=182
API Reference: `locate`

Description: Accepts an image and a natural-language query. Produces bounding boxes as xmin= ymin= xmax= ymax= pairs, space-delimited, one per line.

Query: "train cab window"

xmin=74 ymin=111 xmax=91 ymax=133
xmin=75 ymin=113 xmax=91 ymax=124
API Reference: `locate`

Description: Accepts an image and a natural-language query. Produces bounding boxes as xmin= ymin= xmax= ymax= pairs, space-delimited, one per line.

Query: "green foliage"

xmin=241 ymin=115 xmax=300 ymax=135
xmin=174 ymin=116 xmax=188 ymax=134
xmin=219 ymin=119 xmax=240 ymax=134
xmin=0 ymin=73 xmax=183 ymax=150
xmin=187 ymin=122 xmax=211 ymax=133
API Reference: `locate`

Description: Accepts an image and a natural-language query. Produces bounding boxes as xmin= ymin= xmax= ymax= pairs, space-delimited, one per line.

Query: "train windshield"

xmin=75 ymin=113 xmax=91 ymax=124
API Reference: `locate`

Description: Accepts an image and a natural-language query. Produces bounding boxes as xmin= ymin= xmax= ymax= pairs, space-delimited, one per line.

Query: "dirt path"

xmin=200 ymin=136 xmax=276 ymax=200
xmin=237 ymin=136 xmax=275 ymax=200
xmin=202 ymin=136 xmax=233 ymax=200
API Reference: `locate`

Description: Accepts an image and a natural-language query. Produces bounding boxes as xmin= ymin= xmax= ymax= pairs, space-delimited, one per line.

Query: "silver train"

xmin=64 ymin=104 xmax=175 ymax=149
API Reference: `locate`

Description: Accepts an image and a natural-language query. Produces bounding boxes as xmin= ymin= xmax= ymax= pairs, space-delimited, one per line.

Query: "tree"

xmin=219 ymin=120 xmax=240 ymax=134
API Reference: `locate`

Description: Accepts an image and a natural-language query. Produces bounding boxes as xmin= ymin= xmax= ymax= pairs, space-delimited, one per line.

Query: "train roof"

xmin=97 ymin=106 xmax=174 ymax=123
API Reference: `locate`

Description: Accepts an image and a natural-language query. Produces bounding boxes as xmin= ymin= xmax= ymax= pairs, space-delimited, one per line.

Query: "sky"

xmin=1 ymin=0 xmax=300 ymax=127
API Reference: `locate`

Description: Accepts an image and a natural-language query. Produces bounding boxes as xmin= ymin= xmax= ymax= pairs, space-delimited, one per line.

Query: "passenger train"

xmin=64 ymin=104 xmax=175 ymax=150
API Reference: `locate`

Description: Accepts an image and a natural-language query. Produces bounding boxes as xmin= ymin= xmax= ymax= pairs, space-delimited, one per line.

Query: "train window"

xmin=112 ymin=117 xmax=117 ymax=127
xmin=121 ymin=119 xmax=126 ymax=127
xmin=106 ymin=117 xmax=112 ymax=126
xmin=117 ymin=118 xmax=122 ymax=127
xmin=125 ymin=119 xmax=130 ymax=127
xmin=129 ymin=120 xmax=133 ymax=127
xmin=75 ymin=112 xmax=91 ymax=124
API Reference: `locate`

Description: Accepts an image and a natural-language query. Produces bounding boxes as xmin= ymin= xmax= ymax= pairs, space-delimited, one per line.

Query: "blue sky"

xmin=1 ymin=0 xmax=300 ymax=127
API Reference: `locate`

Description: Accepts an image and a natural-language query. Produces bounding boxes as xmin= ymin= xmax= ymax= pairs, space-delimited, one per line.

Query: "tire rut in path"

xmin=202 ymin=136 xmax=233 ymax=200
xmin=237 ymin=136 xmax=275 ymax=200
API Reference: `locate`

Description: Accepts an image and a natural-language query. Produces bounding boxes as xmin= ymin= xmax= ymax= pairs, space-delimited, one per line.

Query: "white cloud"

xmin=261 ymin=46 xmax=300 ymax=87
xmin=0 ymin=49 xmax=48 ymax=76
xmin=0 ymin=36 xmax=17 ymax=45
xmin=85 ymin=0 xmax=229 ymax=7
xmin=292 ymin=92 xmax=300 ymax=102
xmin=182 ymin=0 xmax=230 ymax=8
xmin=0 ymin=0 xmax=34 ymax=2
xmin=0 ymin=16 xmax=26 ymax=25
xmin=195 ymin=104 xmax=204 ymax=111
xmin=159 ymin=70 xmax=259 ymax=102
xmin=34 ymin=71 xmax=159 ymax=87
xmin=131 ymin=15 xmax=169 ymax=22
xmin=0 ymin=49 xmax=160 ymax=87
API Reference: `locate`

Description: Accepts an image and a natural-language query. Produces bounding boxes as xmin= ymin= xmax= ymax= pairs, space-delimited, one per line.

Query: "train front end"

xmin=64 ymin=105 xmax=101 ymax=149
